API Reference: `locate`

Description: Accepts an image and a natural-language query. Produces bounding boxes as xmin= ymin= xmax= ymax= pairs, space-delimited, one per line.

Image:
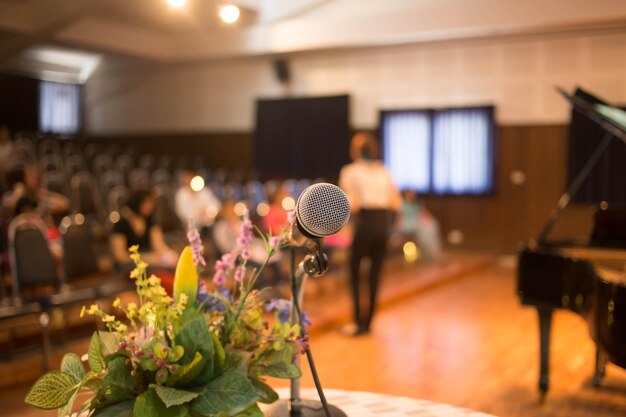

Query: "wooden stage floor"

xmin=2 ymin=254 xmax=626 ymax=417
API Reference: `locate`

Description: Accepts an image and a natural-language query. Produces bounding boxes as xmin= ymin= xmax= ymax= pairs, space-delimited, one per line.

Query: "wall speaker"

xmin=273 ymin=58 xmax=290 ymax=84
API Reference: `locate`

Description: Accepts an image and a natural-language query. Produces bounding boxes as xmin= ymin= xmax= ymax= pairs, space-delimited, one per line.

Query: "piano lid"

xmin=537 ymin=87 xmax=626 ymax=244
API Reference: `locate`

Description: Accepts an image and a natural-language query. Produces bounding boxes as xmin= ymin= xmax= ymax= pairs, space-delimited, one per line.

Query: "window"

xmin=381 ymin=106 xmax=495 ymax=195
xmin=39 ymin=81 xmax=80 ymax=134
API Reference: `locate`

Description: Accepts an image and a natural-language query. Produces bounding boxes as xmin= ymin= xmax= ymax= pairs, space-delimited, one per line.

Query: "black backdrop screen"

xmin=254 ymin=95 xmax=351 ymax=178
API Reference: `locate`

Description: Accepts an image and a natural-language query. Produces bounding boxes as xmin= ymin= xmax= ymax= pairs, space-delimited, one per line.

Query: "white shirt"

xmin=175 ymin=187 xmax=221 ymax=227
xmin=338 ymin=159 xmax=399 ymax=210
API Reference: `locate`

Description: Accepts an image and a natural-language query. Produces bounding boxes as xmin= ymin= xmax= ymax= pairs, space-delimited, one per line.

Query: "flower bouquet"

xmin=25 ymin=212 xmax=305 ymax=417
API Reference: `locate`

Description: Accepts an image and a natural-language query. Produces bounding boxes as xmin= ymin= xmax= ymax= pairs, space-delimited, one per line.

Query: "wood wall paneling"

xmin=86 ymin=124 xmax=595 ymax=252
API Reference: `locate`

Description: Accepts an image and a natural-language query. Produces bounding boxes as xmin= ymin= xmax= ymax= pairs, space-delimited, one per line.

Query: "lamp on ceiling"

xmin=219 ymin=4 xmax=240 ymax=24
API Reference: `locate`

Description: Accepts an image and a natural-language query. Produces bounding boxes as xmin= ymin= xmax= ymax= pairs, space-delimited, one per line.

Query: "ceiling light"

xmin=167 ymin=0 xmax=187 ymax=8
xmin=220 ymin=4 xmax=240 ymax=24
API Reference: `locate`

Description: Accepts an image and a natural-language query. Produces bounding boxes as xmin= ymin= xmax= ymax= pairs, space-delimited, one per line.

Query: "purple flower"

xmin=197 ymin=279 xmax=208 ymax=303
xmin=186 ymin=219 xmax=206 ymax=268
xmin=265 ymin=299 xmax=312 ymax=326
xmin=266 ymin=299 xmax=291 ymax=323
xmin=203 ymin=287 xmax=231 ymax=313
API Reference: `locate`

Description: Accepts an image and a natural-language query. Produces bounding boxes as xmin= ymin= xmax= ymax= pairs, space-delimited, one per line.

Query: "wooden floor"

xmin=3 ymin=257 xmax=626 ymax=417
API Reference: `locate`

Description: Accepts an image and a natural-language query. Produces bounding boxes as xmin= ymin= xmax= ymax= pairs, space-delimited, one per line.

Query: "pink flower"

xmin=234 ymin=265 xmax=246 ymax=282
xmin=270 ymin=236 xmax=281 ymax=251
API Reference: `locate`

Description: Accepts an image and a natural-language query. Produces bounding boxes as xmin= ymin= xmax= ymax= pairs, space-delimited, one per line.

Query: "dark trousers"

xmin=349 ymin=209 xmax=391 ymax=330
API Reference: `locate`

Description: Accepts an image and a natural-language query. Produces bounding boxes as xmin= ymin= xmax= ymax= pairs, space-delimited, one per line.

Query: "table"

xmin=271 ymin=388 xmax=497 ymax=417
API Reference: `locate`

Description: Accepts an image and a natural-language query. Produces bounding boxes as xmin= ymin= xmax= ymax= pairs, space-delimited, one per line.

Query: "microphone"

xmin=289 ymin=183 xmax=350 ymax=276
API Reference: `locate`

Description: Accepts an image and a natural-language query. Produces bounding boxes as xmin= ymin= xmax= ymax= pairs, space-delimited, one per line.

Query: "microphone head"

xmin=295 ymin=183 xmax=350 ymax=237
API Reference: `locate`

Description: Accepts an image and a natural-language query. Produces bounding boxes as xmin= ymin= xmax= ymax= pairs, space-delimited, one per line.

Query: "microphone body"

xmin=288 ymin=183 xmax=350 ymax=276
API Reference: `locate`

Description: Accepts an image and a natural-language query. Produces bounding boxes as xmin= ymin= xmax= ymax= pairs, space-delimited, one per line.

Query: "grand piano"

xmin=517 ymin=87 xmax=626 ymax=395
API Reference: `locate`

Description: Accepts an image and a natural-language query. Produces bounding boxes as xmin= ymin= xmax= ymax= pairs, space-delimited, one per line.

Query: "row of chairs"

xmin=1 ymin=213 xmax=133 ymax=368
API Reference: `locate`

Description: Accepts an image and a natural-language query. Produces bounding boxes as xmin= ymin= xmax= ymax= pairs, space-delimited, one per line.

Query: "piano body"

xmin=517 ymin=87 xmax=626 ymax=395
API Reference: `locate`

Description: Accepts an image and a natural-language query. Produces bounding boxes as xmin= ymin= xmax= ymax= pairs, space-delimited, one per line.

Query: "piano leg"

xmin=592 ymin=346 xmax=607 ymax=387
xmin=537 ymin=307 xmax=553 ymax=396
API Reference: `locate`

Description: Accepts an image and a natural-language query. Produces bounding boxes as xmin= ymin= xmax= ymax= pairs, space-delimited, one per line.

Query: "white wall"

xmin=85 ymin=30 xmax=626 ymax=134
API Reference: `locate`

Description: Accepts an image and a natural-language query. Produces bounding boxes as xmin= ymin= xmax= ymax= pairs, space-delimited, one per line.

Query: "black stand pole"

xmin=261 ymin=248 xmax=347 ymax=417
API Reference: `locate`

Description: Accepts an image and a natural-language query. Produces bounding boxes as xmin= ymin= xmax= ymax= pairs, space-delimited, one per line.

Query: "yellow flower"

xmin=130 ymin=253 xmax=141 ymax=262
xmin=112 ymin=297 xmax=121 ymax=308
xmin=128 ymin=302 xmax=137 ymax=311
xmin=115 ymin=323 xmax=128 ymax=333
xmin=128 ymin=245 xmax=139 ymax=252
xmin=148 ymin=275 xmax=161 ymax=286
xmin=130 ymin=269 xmax=139 ymax=279
xmin=88 ymin=304 xmax=99 ymax=315
xmin=102 ymin=314 xmax=115 ymax=323
xmin=179 ymin=293 xmax=189 ymax=305
xmin=137 ymin=262 xmax=148 ymax=270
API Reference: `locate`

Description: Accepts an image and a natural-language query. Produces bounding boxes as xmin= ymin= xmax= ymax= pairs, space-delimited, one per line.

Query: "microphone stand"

xmin=263 ymin=248 xmax=347 ymax=417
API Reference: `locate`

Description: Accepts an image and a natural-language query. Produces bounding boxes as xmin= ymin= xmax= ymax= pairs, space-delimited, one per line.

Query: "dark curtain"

xmin=568 ymin=88 xmax=626 ymax=204
xmin=254 ymin=95 xmax=351 ymax=178
xmin=0 ymin=72 xmax=39 ymax=132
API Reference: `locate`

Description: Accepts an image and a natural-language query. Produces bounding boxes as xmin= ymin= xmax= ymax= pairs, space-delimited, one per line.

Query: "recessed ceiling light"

xmin=166 ymin=0 xmax=187 ymax=8
xmin=220 ymin=4 xmax=240 ymax=24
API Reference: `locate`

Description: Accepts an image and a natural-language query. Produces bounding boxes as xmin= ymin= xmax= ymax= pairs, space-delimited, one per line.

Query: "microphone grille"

xmin=296 ymin=183 xmax=350 ymax=237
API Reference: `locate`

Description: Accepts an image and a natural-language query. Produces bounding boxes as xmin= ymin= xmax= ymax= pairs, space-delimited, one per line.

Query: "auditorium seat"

xmin=70 ymin=172 xmax=105 ymax=221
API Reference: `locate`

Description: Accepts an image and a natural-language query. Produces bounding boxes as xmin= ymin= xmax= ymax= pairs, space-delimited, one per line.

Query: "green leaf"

xmin=189 ymin=369 xmax=258 ymax=417
xmin=89 ymin=333 xmax=105 ymax=373
xmin=152 ymin=384 xmax=199 ymax=407
xmin=175 ymin=315 xmax=214 ymax=384
xmin=252 ymin=346 xmax=301 ymax=379
xmin=97 ymin=356 xmax=135 ymax=406
xmin=99 ymin=331 xmax=120 ymax=357
xmin=255 ymin=361 xmax=301 ymax=379
xmin=235 ymin=404 xmax=264 ymax=417
xmin=250 ymin=379 xmax=278 ymax=404
xmin=24 ymin=371 xmax=78 ymax=410
xmin=166 ymin=351 xmax=204 ymax=387
xmin=82 ymin=370 xmax=102 ymax=392
xmin=61 ymin=353 xmax=86 ymax=383
xmin=58 ymin=390 xmax=78 ymax=417
xmin=91 ymin=400 xmax=134 ymax=417
xmin=134 ymin=388 xmax=188 ymax=417
xmin=211 ymin=332 xmax=225 ymax=370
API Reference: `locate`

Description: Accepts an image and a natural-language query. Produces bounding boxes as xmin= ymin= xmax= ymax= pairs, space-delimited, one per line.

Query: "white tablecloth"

xmin=273 ymin=388 xmax=496 ymax=417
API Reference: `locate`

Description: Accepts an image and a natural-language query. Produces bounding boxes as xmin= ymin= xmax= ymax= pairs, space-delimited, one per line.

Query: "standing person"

xmin=338 ymin=132 xmax=401 ymax=336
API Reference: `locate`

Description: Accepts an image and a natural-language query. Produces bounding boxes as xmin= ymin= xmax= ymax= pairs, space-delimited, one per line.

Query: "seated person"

xmin=111 ymin=189 xmax=178 ymax=269
xmin=2 ymin=162 xmax=69 ymax=219
xmin=175 ymin=170 xmax=221 ymax=230
xmin=263 ymin=185 xmax=290 ymax=235
xmin=13 ymin=195 xmax=63 ymax=265
xmin=399 ymin=189 xmax=443 ymax=261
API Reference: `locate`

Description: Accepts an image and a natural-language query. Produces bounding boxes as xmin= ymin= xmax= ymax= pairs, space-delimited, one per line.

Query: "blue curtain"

xmin=381 ymin=106 xmax=494 ymax=195
xmin=382 ymin=111 xmax=431 ymax=192
xmin=39 ymin=81 xmax=80 ymax=134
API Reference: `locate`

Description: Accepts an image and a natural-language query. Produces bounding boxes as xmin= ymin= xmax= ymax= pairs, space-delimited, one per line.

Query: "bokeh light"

xmin=190 ymin=175 xmax=205 ymax=192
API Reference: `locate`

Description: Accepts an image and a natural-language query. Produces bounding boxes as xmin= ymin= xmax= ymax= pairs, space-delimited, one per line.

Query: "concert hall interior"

xmin=1 ymin=1 xmax=626 ymax=417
